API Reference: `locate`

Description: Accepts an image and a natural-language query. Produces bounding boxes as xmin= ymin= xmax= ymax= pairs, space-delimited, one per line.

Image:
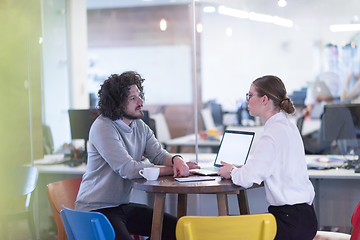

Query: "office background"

xmin=2 ymin=0 xmax=360 ymax=238
xmin=2 ymin=0 xmax=360 ymax=193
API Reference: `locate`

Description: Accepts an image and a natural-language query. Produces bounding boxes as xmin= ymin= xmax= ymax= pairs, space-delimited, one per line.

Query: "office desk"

xmin=189 ymin=153 xmax=360 ymax=232
xmin=164 ymin=134 xmax=220 ymax=152
xmin=35 ymin=154 xmax=360 ymax=234
xmin=165 ymin=120 xmax=321 ymax=153
xmin=164 ymin=126 xmax=264 ymax=153
xmin=132 ymin=175 xmax=262 ymax=240
xmin=34 ymin=162 xmax=86 ymax=175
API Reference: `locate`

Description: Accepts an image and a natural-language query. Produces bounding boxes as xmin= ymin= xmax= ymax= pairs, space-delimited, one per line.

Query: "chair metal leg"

xmin=131 ymin=234 xmax=142 ymax=240
xmin=28 ymin=212 xmax=37 ymax=240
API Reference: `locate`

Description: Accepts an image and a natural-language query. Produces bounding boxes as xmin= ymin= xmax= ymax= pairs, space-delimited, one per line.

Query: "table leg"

xmin=177 ymin=194 xmax=187 ymax=219
xmin=216 ymin=193 xmax=229 ymax=216
xmin=237 ymin=190 xmax=250 ymax=215
xmin=151 ymin=193 xmax=166 ymax=240
xmin=314 ymin=179 xmax=320 ymax=226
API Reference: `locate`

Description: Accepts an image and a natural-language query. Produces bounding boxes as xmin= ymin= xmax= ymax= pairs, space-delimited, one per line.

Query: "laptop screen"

xmin=214 ymin=130 xmax=255 ymax=167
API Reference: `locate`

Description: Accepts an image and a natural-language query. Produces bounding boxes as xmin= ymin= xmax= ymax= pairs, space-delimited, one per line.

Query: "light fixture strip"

xmin=330 ymin=24 xmax=360 ymax=32
xmin=217 ymin=5 xmax=293 ymax=28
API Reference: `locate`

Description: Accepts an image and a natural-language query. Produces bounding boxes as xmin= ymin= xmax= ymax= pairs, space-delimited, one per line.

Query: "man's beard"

xmin=123 ymin=107 xmax=144 ymax=120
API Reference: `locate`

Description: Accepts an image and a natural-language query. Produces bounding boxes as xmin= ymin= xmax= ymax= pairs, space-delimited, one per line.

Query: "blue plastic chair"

xmin=60 ymin=205 xmax=115 ymax=240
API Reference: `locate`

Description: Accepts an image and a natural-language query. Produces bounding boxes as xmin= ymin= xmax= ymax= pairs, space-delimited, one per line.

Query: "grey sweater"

xmin=75 ymin=115 xmax=171 ymax=211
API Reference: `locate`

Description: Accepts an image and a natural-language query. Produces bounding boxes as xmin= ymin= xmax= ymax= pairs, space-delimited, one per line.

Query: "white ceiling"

xmin=86 ymin=0 xmax=360 ymax=25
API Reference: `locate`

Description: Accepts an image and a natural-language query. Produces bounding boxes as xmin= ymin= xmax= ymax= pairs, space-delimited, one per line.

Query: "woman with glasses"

xmin=218 ymin=75 xmax=317 ymax=240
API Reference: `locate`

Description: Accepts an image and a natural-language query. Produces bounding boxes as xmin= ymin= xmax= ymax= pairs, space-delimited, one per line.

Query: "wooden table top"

xmin=132 ymin=175 xmax=260 ymax=194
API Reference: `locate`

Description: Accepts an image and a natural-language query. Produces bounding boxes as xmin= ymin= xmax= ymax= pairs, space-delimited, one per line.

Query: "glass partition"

xmin=86 ymin=1 xmax=199 ymax=154
xmin=2 ymin=0 xmax=360 ymax=236
xmin=198 ymin=0 xmax=360 ymax=122
xmin=40 ymin=0 xmax=360 ymax=156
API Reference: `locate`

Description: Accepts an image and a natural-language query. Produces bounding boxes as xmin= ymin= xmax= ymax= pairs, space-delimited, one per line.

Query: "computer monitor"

xmin=323 ymin=104 xmax=360 ymax=141
xmin=68 ymin=109 xmax=99 ymax=162
xmin=68 ymin=109 xmax=153 ymax=162
xmin=210 ymin=102 xmax=223 ymax=127
xmin=323 ymin=104 xmax=360 ymax=169
xmin=68 ymin=109 xmax=99 ymax=142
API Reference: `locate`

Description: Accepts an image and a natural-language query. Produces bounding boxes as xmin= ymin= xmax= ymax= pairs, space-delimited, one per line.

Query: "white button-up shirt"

xmin=231 ymin=112 xmax=315 ymax=206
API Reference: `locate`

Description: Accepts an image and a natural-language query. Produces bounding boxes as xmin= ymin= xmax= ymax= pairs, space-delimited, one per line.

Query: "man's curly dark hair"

xmin=97 ymin=71 xmax=145 ymax=120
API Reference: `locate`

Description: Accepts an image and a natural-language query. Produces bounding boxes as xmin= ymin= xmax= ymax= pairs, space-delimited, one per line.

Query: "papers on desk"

xmin=307 ymin=156 xmax=347 ymax=170
xmin=35 ymin=154 xmax=69 ymax=165
xmin=175 ymin=176 xmax=216 ymax=183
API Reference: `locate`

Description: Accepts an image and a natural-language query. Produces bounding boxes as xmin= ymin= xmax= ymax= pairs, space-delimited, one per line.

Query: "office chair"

xmin=0 ymin=166 xmax=39 ymax=240
xmin=60 ymin=205 xmax=115 ymax=240
xmin=151 ymin=113 xmax=171 ymax=146
xmin=176 ymin=213 xmax=277 ymax=240
xmin=43 ymin=124 xmax=54 ymax=154
xmin=47 ymin=178 xmax=141 ymax=240
xmin=209 ymin=102 xmax=224 ymax=127
xmin=47 ymin=178 xmax=82 ymax=240
xmin=314 ymin=201 xmax=360 ymax=240
xmin=296 ymin=115 xmax=305 ymax=135
xmin=201 ymin=108 xmax=216 ymax=131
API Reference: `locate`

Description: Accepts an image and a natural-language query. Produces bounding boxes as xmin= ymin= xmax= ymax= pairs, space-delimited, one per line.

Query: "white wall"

xmin=200 ymin=12 xmax=356 ymax=111
xmin=43 ymin=0 xmax=88 ymax=151
xmin=43 ymin=1 xmax=358 ymax=151
xmin=42 ymin=0 xmax=71 ymax=151
xmin=67 ymin=0 xmax=89 ymax=109
xmin=88 ymin=45 xmax=193 ymax=105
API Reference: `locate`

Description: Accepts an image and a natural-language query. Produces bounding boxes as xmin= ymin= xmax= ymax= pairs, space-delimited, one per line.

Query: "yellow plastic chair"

xmin=176 ymin=213 xmax=277 ymax=240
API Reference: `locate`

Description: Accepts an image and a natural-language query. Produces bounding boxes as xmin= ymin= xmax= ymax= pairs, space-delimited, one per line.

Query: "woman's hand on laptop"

xmin=218 ymin=161 xmax=236 ymax=179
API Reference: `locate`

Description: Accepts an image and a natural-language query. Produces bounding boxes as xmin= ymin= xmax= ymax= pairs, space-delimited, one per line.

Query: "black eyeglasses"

xmin=246 ymin=93 xmax=253 ymax=101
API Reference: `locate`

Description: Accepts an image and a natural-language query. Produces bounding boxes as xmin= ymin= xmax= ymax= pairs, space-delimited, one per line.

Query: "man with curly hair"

xmin=75 ymin=71 xmax=198 ymax=240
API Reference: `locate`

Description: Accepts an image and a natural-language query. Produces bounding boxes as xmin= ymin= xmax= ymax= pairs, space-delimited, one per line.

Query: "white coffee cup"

xmin=139 ymin=167 xmax=160 ymax=181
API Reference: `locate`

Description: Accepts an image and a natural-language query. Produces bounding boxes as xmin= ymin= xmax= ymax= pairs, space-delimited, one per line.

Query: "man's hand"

xmin=302 ymin=104 xmax=313 ymax=117
xmin=217 ymin=161 xmax=236 ymax=179
xmin=172 ymin=156 xmax=190 ymax=177
xmin=186 ymin=161 xmax=200 ymax=170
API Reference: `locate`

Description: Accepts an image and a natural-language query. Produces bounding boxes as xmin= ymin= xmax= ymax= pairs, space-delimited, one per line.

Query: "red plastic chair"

xmin=314 ymin=201 xmax=360 ymax=240
xmin=47 ymin=178 xmax=82 ymax=240
xmin=351 ymin=201 xmax=360 ymax=240
xmin=46 ymin=178 xmax=141 ymax=240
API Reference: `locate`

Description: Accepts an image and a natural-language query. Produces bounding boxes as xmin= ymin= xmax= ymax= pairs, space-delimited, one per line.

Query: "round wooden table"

xmin=132 ymin=175 xmax=263 ymax=240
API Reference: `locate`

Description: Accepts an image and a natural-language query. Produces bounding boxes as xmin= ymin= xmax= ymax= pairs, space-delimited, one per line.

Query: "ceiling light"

xmin=278 ymin=0 xmax=287 ymax=7
xmin=196 ymin=23 xmax=203 ymax=33
xmin=226 ymin=27 xmax=233 ymax=37
xmin=159 ymin=18 xmax=167 ymax=31
xmin=249 ymin=12 xmax=273 ymax=23
xmin=330 ymin=24 xmax=360 ymax=32
xmin=203 ymin=6 xmax=216 ymax=13
xmin=217 ymin=6 xmax=293 ymax=28
xmin=218 ymin=5 xmax=248 ymax=19
xmin=273 ymin=16 xmax=294 ymax=28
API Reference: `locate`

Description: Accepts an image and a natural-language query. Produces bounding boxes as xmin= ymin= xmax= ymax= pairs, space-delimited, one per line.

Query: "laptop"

xmin=312 ymin=80 xmax=332 ymax=99
xmin=191 ymin=130 xmax=255 ymax=176
xmin=310 ymin=80 xmax=333 ymax=119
